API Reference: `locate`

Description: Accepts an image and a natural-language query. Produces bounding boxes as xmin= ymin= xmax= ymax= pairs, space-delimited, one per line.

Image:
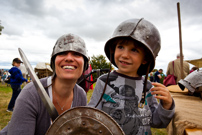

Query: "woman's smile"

xmin=62 ymin=65 xmax=76 ymax=70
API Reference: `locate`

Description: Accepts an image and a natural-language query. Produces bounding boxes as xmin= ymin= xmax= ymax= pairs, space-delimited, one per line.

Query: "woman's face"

xmin=54 ymin=51 xmax=84 ymax=81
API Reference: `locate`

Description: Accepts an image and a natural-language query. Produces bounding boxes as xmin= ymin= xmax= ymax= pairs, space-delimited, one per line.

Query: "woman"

xmin=7 ymin=58 xmax=28 ymax=112
xmin=0 ymin=33 xmax=88 ymax=135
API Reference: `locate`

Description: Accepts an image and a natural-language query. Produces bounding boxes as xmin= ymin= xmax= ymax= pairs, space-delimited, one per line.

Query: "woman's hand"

xmin=150 ymin=82 xmax=173 ymax=110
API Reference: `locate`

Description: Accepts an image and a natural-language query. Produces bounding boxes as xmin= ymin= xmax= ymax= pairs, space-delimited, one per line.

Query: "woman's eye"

xmin=73 ymin=52 xmax=82 ymax=57
xmin=57 ymin=52 xmax=66 ymax=56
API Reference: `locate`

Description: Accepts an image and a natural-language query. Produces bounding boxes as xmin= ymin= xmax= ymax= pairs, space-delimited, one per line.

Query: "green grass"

xmin=151 ymin=128 xmax=168 ymax=135
xmin=0 ymin=83 xmax=12 ymax=130
xmin=0 ymin=83 xmax=167 ymax=134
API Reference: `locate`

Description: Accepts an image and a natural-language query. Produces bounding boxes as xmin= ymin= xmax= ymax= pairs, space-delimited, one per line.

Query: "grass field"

xmin=0 ymin=83 xmax=168 ymax=134
xmin=0 ymin=83 xmax=12 ymax=130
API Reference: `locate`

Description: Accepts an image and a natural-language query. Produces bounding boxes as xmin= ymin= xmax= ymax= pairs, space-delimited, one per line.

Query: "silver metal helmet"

xmin=178 ymin=69 xmax=202 ymax=93
xmin=104 ymin=18 xmax=161 ymax=75
xmin=50 ymin=33 xmax=89 ymax=75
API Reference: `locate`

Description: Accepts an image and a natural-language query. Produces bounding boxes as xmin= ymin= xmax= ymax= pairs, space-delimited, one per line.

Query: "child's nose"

xmin=121 ymin=50 xmax=129 ymax=58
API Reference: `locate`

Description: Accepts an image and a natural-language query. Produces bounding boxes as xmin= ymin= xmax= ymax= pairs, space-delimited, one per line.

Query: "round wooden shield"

xmin=46 ymin=106 xmax=125 ymax=135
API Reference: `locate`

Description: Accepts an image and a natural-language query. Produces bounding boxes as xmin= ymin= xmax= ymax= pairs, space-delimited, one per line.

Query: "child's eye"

xmin=131 ymin=48 xmax=139 ymax=52
xmin=117 ymin=45 xmax=124 ymax=49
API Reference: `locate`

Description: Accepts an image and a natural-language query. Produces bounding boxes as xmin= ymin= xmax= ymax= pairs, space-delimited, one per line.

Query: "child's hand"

xmin=150 ymin=82 xmax=173 ymax=110
xmin=26 ymin=80 xmax=31 ymax=83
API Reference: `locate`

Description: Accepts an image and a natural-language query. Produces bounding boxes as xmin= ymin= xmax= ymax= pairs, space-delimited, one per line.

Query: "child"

xmin=88 ymin=18 xmax=175 ymax=135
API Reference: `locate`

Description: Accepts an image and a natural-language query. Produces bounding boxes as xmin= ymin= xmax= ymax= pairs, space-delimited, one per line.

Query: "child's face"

xmin=114 ymin=40 xmax=146 ymax=77
xmin=14 ymin=62 xmax=21 ymax=67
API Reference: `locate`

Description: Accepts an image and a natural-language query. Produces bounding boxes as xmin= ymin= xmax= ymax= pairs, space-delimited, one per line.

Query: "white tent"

xmin=34 ymin=62 xmax=53 ymax=79
xmin=185 ymin=58 xmax=202 ymax=68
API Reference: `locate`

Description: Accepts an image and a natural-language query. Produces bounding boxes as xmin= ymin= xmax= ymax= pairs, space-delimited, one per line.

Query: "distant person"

xmin=4 ymin=70 xmax=10 ymax=86
xmin=1 ymin=69 xmax=4 ymax=73
xmin=83 ymin=63 xmax=94 ymax=92
xmin=149 ymin=72 xmax=154 ymax=82
xmin=2 ymin=72 xmax=7 ymax=84
xmin=0 ymin=69 xmax=3 ymax=82
xmin=154 ymin=69 xmax=163 ymax=83
xmin=189 ymin=66 xmax=199 ymax=73
xmin=6 ymin=58 xmax=28 ymax=112
xmin=166 ymin=53 xmax=190 ymax=83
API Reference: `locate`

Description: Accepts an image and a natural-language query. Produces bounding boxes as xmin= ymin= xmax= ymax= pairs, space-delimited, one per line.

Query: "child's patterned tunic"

xmin=88 ymin=71 xmax=175 ymax=135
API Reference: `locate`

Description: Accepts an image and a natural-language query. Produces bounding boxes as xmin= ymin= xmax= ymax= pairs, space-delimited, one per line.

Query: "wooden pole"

xmin=177 ymin=2 xmax=184 ymax=79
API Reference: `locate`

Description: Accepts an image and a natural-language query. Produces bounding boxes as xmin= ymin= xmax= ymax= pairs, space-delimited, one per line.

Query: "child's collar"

xmin=113 ymin=70 xmax=142 ymax=80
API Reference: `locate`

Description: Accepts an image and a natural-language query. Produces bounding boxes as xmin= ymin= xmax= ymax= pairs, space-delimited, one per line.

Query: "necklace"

xmin=53 ymin=90 xmax=68 ymax=111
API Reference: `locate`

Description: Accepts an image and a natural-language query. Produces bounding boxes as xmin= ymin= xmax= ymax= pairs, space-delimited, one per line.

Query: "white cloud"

xmin=0 ymin=0 xmax=202 ymax=73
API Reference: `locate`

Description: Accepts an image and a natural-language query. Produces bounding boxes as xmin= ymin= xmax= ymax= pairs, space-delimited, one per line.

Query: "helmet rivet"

xmin=99 ymin=130 xmax=102 ymax=133
xmin=146 ymin=36 xmax=149 ymax=39
xmin=118 ymin=29 xmax=122 ymax=32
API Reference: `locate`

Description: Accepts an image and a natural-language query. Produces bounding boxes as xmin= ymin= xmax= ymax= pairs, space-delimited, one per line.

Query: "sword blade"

xmin=18 ymin=48 xmax=58 ymax=121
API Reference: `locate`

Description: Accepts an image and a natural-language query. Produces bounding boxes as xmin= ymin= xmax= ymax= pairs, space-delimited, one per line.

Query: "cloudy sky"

xmin=0 ymin=0 xmax=202 ymax=74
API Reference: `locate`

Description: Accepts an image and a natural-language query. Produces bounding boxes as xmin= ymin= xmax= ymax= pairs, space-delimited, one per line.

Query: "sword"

xmin=18 ymin=48 xmax=59 ymax=121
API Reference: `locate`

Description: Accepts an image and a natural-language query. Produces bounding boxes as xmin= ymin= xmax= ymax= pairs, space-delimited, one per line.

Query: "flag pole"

xmin=177 ymin=2 xmax=184 ymax=79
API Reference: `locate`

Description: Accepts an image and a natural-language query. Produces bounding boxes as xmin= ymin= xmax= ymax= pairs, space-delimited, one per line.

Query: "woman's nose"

xmin=65 ymin=52 xmax=74 ymax=61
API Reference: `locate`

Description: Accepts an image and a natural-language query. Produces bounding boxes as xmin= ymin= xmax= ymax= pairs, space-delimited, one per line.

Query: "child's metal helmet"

xmin=50 ymin=33 xmax=89 ymax=75
xmin=104 ymin=18 xmax=161 ymax=75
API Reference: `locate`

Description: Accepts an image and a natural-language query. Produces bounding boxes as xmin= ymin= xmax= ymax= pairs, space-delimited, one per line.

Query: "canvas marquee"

xmin=34 ymin=62 xmax=53 ymax=79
